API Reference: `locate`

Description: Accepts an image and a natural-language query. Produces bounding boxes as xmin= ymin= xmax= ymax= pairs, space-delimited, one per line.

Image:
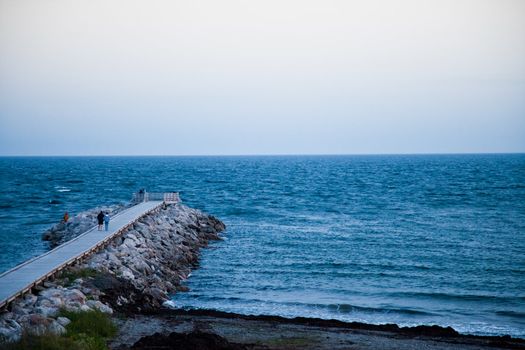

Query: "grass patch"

xmin=2 ymin=332 xmax=80 ymax=350
xmin=59 ymin=309 xmax=117 ymax=339
xmin=58 ymin=268 xmax=98 ymax=286
xmin=2 ymin=310 xmax=117 ymax=350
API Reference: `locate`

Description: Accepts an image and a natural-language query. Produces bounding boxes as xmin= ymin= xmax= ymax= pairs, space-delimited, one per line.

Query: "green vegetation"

xmin=3 ymin=333 xmax=79 ymax=350
xmin=3 ymin=310 xmax=117 ymax=350
xmin=58 ymin=268 xmax=98 ymax=286
xmin=59 ymin=309 xmax=117 ymax=340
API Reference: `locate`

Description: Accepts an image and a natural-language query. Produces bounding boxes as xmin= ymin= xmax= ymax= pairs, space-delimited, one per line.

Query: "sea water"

xmin=0 ymin=155 xmax=524 ymax=337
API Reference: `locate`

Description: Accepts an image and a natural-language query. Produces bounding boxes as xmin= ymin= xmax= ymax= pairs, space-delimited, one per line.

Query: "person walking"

xmin=104 ymin=212 xmax=110 ymax=231
xmin=97 ymin=211 xmax=104 ymax=231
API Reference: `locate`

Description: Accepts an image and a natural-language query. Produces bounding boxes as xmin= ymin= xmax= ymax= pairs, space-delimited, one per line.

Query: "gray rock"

xmin=123 ymin=238 xmax=137 ymax=248
xmin=0 ymin=325 xmax=21 ymax=343
xmin=48 ymin=320 xmax=67 ymax=335
xmin=56 ymin=316 xmax=71 ymax=327
xmin=64 ymin=301 xmax=82 ymax=312
xmin=11 ymin=305 xmax=29 ymax=316
xmin=80 ymin=304 xmax=92 ymax=312
xmin=120 ymin=267 xmax=135 ymax=280
xmin=35 ymin=306 xmax=59 ymax=317
xmin=47 ymin=296 xmax=64 ymax=307
xmin=63 ymin=289 xmax=86 ymax=303
xmin=22 ymin=294 xmax=38 ymax=307
xmin=39 ymin=288 xmax=63 ymax=299
xmin=86 ymin=300 xmax=113 ymax=314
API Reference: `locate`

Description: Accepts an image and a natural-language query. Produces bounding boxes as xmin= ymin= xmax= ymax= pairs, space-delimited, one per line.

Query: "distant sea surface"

xmin=0 ymin=155 xmax=524 ymax=337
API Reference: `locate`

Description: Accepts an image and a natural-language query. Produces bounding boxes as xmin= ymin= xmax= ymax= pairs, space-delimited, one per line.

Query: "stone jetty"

xmin=42 ymin=203 xmax=129 ymax=248
xmin=0 ymin=202 xmax=225 ymax=343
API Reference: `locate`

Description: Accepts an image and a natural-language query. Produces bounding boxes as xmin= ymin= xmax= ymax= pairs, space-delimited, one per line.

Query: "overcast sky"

xmin=0 ymin=0 xmax=524 ymax=156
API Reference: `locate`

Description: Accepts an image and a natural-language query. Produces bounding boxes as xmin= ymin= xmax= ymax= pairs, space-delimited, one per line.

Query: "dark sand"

xmin=110 ymin=309 xmax=525 ymax=350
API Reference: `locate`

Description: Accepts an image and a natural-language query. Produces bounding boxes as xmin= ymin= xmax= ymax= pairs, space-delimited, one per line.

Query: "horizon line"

xmin=1 ymin=151 xmax=524 ymax=158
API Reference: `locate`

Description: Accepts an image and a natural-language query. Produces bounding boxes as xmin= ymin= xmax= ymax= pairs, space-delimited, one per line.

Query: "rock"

xmin=147 ymin=287 xmax=167 ymax=301
xmin=401 ymin=325 xmax=460 ymax=337
xmin=86 ymin=300 xmax=113 ymax=314
xmin=80 ymin=304 xmax=92 ymax=312
xmin=130 ymin=331 xmax=245 ymax=350
xmin=11 ymin=305 xmax=29 ymax=316
xmin=35 ymin=298 xmax=52 ymax=308
xmin=106 ymin=252 xmax=120 ymax=264
xmin=123 ymin=238 xmax=136 ymax=248
xmin=0 ymin=324 xmax=21 ymax=343
xmin=48 ymin=296 xmax=64 ymax=307
xmin=35 ymin=305 xmax=59 ymax=317
xmin=28 ymin=313 xmax=51 ymax=326
xmin=48 ymin=320 xmax=67 ymax=335
xmin=22 ymin=294 xmax=38 ymax=307
xmin=22 ymin=314 xmax=53 ymax=336
xmin=64 ymin=289 xmax=86 ymax=304
xmin=56 ymin=316 xmax=71 ymax=327
xmin=14 ymin=202 xmax=227 ymax=323
xmin=39 ymin=288 xmax=63 ymax=299
xmin=64 ymin=301 xmax=82 ymax=312
xmin=127 ymin=233 xmax=138 ymax=242
xmin=120 ymin=267 xmax=135 ymax=280
xmin=43 ymin=281 xmax=57 ymax=288
xmin=177 ymin=285 xmax=190 ymax=292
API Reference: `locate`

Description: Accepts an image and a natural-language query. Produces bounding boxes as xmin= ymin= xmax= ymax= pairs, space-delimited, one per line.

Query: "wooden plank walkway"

xmin=0 ymin=200 xmax=163 ymax=309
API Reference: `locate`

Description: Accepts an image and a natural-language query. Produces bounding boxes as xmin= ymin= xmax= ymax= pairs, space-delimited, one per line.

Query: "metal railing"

xmin=132 ymin=192 xmax=180 ymax=204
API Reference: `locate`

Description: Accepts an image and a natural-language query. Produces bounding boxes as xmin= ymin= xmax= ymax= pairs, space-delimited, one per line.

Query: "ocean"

xmin=0 ymin=155 xmax=524 ymax=337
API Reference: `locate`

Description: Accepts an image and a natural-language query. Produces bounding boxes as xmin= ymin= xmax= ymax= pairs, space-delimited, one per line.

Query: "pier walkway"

xmin=0 ymin=193 xmax=179 ymax=309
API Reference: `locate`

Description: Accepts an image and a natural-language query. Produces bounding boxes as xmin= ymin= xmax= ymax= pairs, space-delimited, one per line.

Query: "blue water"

xmin=0 ymin=155 xmax=524 ymax=337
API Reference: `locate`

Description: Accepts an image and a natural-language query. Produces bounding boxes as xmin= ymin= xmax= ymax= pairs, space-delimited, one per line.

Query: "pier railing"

xmin=132 ymin=192 xmax=180 ymax=204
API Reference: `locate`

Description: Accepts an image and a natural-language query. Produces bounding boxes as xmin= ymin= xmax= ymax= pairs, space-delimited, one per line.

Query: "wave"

xmin=495 ymin=310 xmax=525 ymax=319
xmin=320 ymin=303 xmax=436 ymax=316
xmin=180 ymin=296 xmax=436 ymax=317
xmin=387 ymin=291 xmax=525 ymax=303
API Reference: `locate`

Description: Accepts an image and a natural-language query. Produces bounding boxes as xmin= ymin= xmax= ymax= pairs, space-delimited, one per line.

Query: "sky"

xmin=0 ymin=0 xmax=524 ymax=156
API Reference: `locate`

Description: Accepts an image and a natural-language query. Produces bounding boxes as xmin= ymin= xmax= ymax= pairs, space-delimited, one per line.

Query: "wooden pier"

xmin=0 ymin=192 xmax=179 ymax=309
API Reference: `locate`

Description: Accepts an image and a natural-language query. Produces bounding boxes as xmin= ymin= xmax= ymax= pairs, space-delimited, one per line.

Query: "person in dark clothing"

xmin=97 ymin=211 xmax=104 ymax=231
xmin=138 ymin=188 xmax=145 ymax=202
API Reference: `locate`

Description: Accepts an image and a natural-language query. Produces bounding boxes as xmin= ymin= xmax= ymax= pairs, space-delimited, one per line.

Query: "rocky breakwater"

xmin=85 ymin=203 xmax=225 ymax=312
xmin=0 ymin=202 xmax=226 ymax=343
xmin=42 ymin=203 xmax=128 ymax=247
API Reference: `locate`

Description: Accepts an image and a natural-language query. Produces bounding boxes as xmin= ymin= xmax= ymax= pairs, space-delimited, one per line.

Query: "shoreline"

xmin=110 ymin=307 xmax=525 ymax=349
xmin=1 ymin=202 xmax=524 ymax=349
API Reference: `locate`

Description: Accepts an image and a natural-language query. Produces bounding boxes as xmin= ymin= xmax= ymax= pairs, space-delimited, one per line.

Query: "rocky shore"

xmin=1 ymin=202 xmax=524 ymax=349
xmin=112 ymin=309 xmax=525 ymax=350
xmin=0 ymin=202 xmax=225 ymax=344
